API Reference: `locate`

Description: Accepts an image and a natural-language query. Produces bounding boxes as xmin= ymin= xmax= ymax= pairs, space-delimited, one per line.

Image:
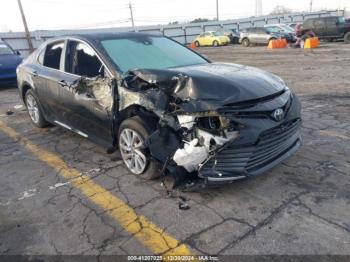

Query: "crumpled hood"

xmin=0 ymin=54 xmax=22 ymax=70
xmin=171 ymin=63 xmax=285 ymax=103
xmin=125 ymin=62 xmax=287 ymax=112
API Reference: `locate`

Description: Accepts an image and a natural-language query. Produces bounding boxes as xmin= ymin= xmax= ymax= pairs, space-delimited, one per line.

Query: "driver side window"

xmin=65 ymin=41 xmax=103 ymax=78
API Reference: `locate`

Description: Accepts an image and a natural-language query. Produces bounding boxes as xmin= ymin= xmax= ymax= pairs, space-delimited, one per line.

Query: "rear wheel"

xmin=194 ymin=41 xmax=200 ymax=47
xmin=212 ymin=40 xmax=219 ymax=47
xmin=25 ymin=89 xmax=49 ymax=128
xmin=118 ymin=116 xmax=161 ymax=180
xmin=242 ymin=38 xmax=250 ymax=47
xmin=344 ymin=32 xmax=350 ymax=44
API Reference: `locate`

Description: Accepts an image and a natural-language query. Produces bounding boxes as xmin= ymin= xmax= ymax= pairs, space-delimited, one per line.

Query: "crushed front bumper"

xmin=199 ymin=119 xmax=302 ymax=184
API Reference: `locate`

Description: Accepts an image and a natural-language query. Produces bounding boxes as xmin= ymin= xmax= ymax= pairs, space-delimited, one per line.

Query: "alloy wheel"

xmin=26 ymin=94 xmax=40 ymax=124
xmin=119 ymin=128 xmax=148 ymax=175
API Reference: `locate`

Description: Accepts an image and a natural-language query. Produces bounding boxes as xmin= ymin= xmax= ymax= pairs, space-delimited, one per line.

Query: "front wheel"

xmin=25 ymin=89 xmax=50 ymax=128
xmin=118 ymin=116 xmax=161 ymax=180
xmin=344 ymin=32 xmax=350 ymax=44
xmin=242 ymin=38 xmax=250 ymax=47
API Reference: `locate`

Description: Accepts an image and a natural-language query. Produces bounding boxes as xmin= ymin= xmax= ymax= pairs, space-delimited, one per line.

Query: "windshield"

xmin=266 ymin=27 xmax=279 ymax=33
xmin=101 ymin=36 xmax=207 ymax=73
xmin=338 ymin=17 xmax=345 ymax=24
xmin=280 ymin=25 xmax=294 ymax=32
xmin=0 ymin=43 xmax=14 ymax=55
xmin=212 ymin=32 xmax=222 ymax=36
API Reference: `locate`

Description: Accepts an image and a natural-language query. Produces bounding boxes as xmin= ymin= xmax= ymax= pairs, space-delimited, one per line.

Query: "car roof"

xmin=51 ymin=32 xmax=163 ymax=43
xmin=246 ymin=27 xmax=265 ymax=30
xmin=305 ymin=16 xmax=341 ymax=20
xmin=264 ymin=24 xmax=285 ymax=27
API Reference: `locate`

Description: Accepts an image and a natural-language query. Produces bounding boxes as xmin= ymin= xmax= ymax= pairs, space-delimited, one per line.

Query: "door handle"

xmin=59 ymin=80 xmax=68 ymax=87
xmin=31 ymin=70 xmax=38 ymax=77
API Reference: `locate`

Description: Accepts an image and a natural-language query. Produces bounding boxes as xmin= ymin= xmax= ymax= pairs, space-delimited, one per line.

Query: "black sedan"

xmin=17 ymin=33 xmax=302 ymax=184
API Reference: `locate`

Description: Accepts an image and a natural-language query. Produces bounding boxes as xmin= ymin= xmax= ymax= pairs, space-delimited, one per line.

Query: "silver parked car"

xmin=239 ymin=27 xmax=279 ymax=47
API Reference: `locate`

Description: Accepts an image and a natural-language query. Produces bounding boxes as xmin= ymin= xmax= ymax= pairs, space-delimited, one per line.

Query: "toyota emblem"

xmin=272 ymin=108 xmax=284 ymax=121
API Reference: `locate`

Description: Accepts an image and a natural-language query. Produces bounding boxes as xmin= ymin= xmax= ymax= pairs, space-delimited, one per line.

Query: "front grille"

xmin=200 ymin=119 xmax=301 ymax=177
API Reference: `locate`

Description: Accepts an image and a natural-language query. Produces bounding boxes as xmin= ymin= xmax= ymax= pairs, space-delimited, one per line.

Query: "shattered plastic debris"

xmin=178 ymin=196 xmax=190 ymax=210
xmin=18 ymin=189 xmax=37 ymax=200
xmin=173 ymin=138 xmax=208 ymax=172
xmin=49 ymin=182 xmax=70 ymax=190
xmin=14 ymin=104 xmax=24 ymax=110
xmin=196 ymin=128 xmax=239 ymax=149
xmin=6 ymin=110 xmax=14 ymax=115
xmin=177 ymin=115 xmax=196 ymax=130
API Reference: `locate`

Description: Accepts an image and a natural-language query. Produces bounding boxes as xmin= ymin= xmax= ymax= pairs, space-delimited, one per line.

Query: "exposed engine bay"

xmin=119 ymin=65 xmax=302 ymax=186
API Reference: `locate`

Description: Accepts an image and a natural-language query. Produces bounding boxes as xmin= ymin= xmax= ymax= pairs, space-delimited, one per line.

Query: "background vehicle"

xmin=287 ymin=22 xmax=298 ymax=29
xmin=264 ymin=25 xmax=296 ymax=42
xmin=218 ymin=29 xmax=240 ymax=44
xmin=264 ymin=24 xmax=295 ymax=34
xmin=302 ymin=16 xmax=350 ymax=43
xmin=0 ymin=40 xmax=22 ymax=85
xmin=194 ymin=31 xmax=230 ymax=47
xmin=239 ymin=27 xmax=281 ymax=47
xmin=17 ymin=33 xmax=301 ymax=184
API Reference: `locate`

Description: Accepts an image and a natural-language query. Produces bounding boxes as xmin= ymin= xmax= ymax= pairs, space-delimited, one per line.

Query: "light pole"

xmin=129 ymin=2 xmax=135 ymax=28
xmin=216 ymin=0 xmax=219 ymax=21
xmin=310 ymin=0 xmax=313 ymax=12
xmin=17 ymin=0 xmax=34 ymax=52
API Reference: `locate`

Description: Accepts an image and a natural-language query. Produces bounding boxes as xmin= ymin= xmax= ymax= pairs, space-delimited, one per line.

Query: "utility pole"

xmin=255 ymin=0 xmax=262 ymax=16
xmin=129 ymin=2 xmax=135 ymax=28
xmin=17 ymin=0 xmax=34 ymax=53
xmin=216 ymin=0 xmax=219 ymax=21
xmin=309 ymin=0 xmax=313 ymax=12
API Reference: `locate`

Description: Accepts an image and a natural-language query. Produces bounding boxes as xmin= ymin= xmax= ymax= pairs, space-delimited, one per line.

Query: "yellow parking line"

xmin=0 ymin=121 xmax=193 ymax=257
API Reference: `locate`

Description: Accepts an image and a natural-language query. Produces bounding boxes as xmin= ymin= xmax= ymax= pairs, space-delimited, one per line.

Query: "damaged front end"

xmin=119 ymin=64 xmax=302 ymax=185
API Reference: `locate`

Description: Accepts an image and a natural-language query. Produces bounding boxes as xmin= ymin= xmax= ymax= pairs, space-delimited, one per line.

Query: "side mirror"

xmin=15 ymin=50 xmax=21 ymax=55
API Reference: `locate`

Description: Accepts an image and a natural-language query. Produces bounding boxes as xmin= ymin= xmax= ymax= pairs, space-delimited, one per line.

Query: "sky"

xmin=0 ymin=0 xmax=349 ymax=32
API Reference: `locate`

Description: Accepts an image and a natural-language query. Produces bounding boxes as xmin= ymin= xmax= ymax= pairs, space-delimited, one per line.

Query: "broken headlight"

xmin=197 ymin=115 xmax=238 ymax=133
xmin=197 ymin=116 xmax=221 ymax=130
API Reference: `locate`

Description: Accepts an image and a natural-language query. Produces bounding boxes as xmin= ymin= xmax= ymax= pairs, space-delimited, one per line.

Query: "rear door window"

xmin=65 ymin=41 xmax=102 ymax=78
xmin=257 ymin=28 xmax=266 ymax=34
xmin=43 ymin=41 xmax=64 ymax=70
xmin=0 ymin=43 xmax=14 ymax=55
xmin=325 ymin=18 xmax=337 ymax=26
xmin=303 ymin=20 xmax=313 ymax=28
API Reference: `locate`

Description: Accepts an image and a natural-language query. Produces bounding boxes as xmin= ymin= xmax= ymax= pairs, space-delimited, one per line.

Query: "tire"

xmin=25 ymin=89 xmax=49 ymax=128
xmin=194 ymin=41 xmax=200 ymax=47
xmin=344 ymin=32 xmax=350 ymax=44
xmin=118 ymin=116 xmax=161 ymax=180
xmin=242 ymin=38 xmax=250 ymax=47
xmin=212 ymin=40 xmax=219 ymax=47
